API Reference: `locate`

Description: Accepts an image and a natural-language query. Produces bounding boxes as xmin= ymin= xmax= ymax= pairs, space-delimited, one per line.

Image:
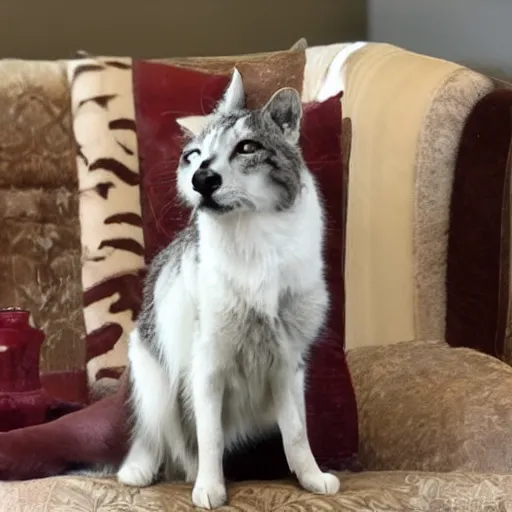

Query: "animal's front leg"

xmin=272 ymin=366 xmax=340 ymax=495
xmin=191 ymin=355 xmax=227 ymax=509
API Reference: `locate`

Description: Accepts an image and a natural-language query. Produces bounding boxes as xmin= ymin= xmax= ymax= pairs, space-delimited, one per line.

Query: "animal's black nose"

xmin=192 ymin=169 xmax=222 ymax=196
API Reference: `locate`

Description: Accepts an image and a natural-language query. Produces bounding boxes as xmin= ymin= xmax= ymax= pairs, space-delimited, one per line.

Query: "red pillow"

xmin=132 ymin=60 xmax=358 ymax=473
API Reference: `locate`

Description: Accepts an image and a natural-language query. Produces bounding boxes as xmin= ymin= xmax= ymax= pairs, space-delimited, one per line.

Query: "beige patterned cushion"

xmin=3 ymin=471 xmax=512 ymax=511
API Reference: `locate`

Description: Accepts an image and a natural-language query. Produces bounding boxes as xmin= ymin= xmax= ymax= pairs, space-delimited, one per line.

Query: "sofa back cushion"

xmin=0 ymin=60 xmax=87 ymax=403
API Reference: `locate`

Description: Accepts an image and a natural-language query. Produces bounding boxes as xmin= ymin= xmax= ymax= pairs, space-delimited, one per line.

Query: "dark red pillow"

xmin=132 ymin=60 xmax=358 ymax=473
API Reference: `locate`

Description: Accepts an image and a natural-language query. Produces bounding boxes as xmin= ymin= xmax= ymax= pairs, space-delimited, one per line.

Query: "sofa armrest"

xmin=347 ymin=340 xmax=512 ymax=472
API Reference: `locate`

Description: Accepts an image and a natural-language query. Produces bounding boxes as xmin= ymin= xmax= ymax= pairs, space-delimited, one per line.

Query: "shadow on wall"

xmin=368 ymin=0 xmax=512 ymax=80
xmin=0 ymin=0 xmax=367 ymax=59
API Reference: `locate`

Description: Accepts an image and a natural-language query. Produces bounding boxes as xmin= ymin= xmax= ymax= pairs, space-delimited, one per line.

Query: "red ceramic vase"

xmin=0 ymin=307 xmax=50 ymax=432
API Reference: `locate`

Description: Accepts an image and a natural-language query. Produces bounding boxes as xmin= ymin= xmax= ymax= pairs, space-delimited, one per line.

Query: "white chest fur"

xmin=196 ymin=177 xmax=324 ymax=315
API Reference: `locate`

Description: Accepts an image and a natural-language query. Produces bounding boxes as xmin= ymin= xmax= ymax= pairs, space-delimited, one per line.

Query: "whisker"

xmin=145 ymin=179 xmax=175 ymax=188
xmin=145 ymin=159 xmax=179 ymax=175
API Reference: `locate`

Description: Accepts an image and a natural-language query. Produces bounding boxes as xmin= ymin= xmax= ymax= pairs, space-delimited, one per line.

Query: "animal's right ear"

xmin=215 ymin=68 xmax=245 ymax=114
xmin=261 ymin=87 xmax=302 ymax=145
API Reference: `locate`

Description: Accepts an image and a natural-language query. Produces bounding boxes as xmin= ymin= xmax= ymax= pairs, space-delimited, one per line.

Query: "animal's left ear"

xmin=215 ymin=68 xmax=245 ymax=114
xmin=176 ymin=114 xmax=212 ymax=137
xmin=261 ymin=88 xmax=302 ymax=144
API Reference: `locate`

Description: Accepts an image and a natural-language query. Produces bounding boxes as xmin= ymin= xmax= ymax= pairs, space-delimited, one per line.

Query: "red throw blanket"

xmin=0 ymin=370 xmax=300 ymax=481
xmin=0 ymin=308 xmax=356 ymax=480
xmin=0 ymin=373 xmax=130 ymax=480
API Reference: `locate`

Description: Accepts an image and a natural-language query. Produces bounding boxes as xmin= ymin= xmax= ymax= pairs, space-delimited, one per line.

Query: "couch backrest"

xmin=1 ymin=42 xmax=511 ymax=396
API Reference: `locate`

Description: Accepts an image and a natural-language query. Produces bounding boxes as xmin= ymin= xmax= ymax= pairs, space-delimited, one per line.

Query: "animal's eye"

xmin=183 ymin=149 xmax=201 ymax=164
xmin=235 ymin=140 xmax=263 ymax=155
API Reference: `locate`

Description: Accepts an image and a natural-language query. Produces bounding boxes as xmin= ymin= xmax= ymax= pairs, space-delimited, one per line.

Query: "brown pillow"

xmin=73 ymin=37 xmax=307 ymax=60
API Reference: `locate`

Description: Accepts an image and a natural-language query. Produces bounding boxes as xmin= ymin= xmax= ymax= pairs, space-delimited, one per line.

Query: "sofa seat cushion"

xmin=3 ymin=471 xmax=512 ymax=511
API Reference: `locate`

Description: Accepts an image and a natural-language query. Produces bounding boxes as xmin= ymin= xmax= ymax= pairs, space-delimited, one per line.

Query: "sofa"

xmin=2 ymin=40 xmax=512 ymax=511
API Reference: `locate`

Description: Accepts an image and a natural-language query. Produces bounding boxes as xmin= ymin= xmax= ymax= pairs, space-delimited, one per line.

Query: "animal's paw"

xmin=117 ymin=462 xmax=154 ymax=487
xmin=192 ymin=480 xmax=227 ymax=509
xmin=300 ymin=471 xmax=340 ymax=495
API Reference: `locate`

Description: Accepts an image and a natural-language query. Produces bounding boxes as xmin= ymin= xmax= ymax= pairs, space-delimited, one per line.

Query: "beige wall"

xmin=0 ymin=0 xmax=366 ymax=59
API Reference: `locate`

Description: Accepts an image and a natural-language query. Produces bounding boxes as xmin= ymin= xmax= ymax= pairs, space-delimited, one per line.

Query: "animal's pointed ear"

xmin=262 ymin=88 xmax=302 ymax=144
xmin=215 ymin=68 xmax=245 ymax=114
xmin=176 ymin=114 xmax=212 ymax=137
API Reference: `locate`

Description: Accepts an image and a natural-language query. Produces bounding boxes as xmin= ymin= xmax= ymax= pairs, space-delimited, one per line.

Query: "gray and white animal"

xmin=117 ymin=69 xmax=340 ymax=509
